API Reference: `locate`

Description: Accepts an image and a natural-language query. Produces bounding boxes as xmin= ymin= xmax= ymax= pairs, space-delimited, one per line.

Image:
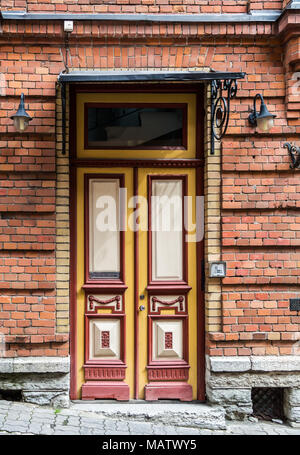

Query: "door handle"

xmin=139 ymin=305 xmax=145 ymax=311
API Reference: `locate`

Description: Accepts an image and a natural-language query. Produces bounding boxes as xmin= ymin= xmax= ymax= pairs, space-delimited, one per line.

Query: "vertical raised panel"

xmin=153 ymin=319 xmax=183 ymax=360
xmin=90 ymin=318 xmax=120 ymax=360
xmin=89 ymin=178 xmax=120 ymax=278
xmin=151 ymin=179 xmax=183 ymax=281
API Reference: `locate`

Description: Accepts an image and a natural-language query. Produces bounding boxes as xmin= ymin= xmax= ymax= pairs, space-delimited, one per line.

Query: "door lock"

xmin=139 ymin=305 xmax=145 ymax=311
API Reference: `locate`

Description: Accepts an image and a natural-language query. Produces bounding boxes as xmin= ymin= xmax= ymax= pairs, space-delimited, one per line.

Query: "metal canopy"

xmin=57 ymin=70 xmax=246 ymax=157
xmin=58 ymin=70 xmax=245 ymax=83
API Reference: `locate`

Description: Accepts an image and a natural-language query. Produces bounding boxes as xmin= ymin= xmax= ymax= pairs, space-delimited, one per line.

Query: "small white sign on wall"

xmin=209 ymin=262 xmax=227 ymax=278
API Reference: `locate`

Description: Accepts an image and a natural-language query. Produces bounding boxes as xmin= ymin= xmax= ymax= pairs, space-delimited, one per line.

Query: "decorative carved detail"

xmin=148 ymin=367 xmax=189 ymax=381
xmin=84 ymin=366 xmax=126 ymax=381
xmin=88 ymin=295 xmax=121 ymax=311
xmin=165 ymin=332 xmax=173 ymax=349
xmin=76 ymin=158 xmax=203 ymax=168
xmin=152 ymin=295 xmax=184 ymax=312
xmin=101 ymin=331 xmax=110 ymax=348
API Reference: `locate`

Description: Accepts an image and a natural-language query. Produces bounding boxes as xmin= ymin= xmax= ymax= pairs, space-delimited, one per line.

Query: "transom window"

xmin=84 ymin=103 xmax=187 ymax=149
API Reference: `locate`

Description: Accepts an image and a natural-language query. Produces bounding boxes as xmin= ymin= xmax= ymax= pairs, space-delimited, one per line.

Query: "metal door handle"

xmin=139 ymin=305 xmax=145 ymax=311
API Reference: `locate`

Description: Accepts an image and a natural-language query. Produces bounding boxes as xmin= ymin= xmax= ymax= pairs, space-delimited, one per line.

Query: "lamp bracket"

xmin=210 ymin=78 xmax=238 ymax=155
xmin=248 ymin=93 xmax=264 ymax=127
xmin=248 ymin=110 xmax=257 ymax=126
xmin=284 ymin=142 xmax=300 ymax=169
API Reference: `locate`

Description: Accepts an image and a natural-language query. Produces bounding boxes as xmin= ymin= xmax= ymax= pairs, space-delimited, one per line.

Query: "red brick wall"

xmin=0 ymin=24 xmax=67 ymax=356
xmin=0 ymin=10 xmax=299 ymax=359
xmin=0 ymin=0 xmax=283 ymax=14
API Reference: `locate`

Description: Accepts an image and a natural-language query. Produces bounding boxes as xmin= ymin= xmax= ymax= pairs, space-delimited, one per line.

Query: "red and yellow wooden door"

xmin=74 ymin=92 xmax=202 ymax=400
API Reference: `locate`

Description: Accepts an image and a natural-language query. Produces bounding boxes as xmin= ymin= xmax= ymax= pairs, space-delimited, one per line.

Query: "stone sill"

xmin=4 ymin=334 xmax=69 ymax=344
xmin=208 ymin=332 xmax=300 ymax=342
xmin=0 ymin=356 xmax=70 ymax=374
xmin=208 ymin=355 xmax=300 ymax=373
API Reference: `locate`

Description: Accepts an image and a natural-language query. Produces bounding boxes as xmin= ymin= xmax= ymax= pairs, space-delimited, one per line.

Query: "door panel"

xmin=138 ymin=168 xmax=197 ymax=400
xmin=76 ymin=167 xmax=135 ymax=400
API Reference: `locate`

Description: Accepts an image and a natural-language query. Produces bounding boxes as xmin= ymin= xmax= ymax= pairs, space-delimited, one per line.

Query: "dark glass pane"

xmin=86 ymin=106 xmax=185 ymax=148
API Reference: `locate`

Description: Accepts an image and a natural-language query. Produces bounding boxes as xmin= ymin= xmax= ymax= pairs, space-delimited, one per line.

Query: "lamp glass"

xmin=13 ymin=116 xmax=29 ymax=132
xmin=256 ymin=116 xmax=274 ymax=133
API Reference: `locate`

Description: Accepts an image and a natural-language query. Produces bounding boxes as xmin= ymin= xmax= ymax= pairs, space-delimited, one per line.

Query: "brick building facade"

xmin=0 ymin=0 xmax=300 ymax=424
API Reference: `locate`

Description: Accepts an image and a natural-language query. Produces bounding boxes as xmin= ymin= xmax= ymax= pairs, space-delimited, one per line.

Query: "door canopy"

xmin=57 ymin=69 xmax=246 ymax=156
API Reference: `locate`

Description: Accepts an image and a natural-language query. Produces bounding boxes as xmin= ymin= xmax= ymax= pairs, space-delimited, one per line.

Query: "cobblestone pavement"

xmin=0 ymin=400 xmax=299 ymax=435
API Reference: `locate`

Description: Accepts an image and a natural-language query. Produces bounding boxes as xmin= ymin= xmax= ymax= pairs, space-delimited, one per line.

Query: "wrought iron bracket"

xmin=283 ymin=142 xmax=300 ymax=169
xmin=210 ymin=79 xmax=238 ymax=155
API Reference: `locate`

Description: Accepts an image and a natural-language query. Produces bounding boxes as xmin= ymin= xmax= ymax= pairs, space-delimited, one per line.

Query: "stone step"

xmin=71 ymin=401 xmax=226 ymax=430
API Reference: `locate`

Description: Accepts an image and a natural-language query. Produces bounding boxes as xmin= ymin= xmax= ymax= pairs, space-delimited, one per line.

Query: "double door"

xmin=72 ymin=90 xmax=204 ymax=400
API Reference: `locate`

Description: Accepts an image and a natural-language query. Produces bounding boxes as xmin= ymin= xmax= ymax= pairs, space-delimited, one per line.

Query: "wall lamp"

xmin=283 ymin=143 xmax=300 ymax=169
xmin=248 ymin=93 xmax=276 ymax=133
xmin=10 ymin=93 xmax=32 ymax=132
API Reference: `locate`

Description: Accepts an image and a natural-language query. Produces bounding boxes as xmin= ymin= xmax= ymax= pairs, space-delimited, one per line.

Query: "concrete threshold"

xmin=71 ymin=400 xmax=226 ymax=430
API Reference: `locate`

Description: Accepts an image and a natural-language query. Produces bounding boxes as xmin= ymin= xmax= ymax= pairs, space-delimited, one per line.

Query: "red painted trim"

xmin=146 ymin=284 xmax=191 ymax=294
xmin=82 ymin=382 xmax=130 ymax=401
xmin=133 ymin=167 xmax=139 ymax=400
xmin=72 ymin=159 xmax=203 ymax=168
xmin=84 ymin=173 xmax=126 ymax=286
xmin=82 ymin=284 xmax=128 ymax=293
xmin=196 ymin=161 xmax=205 ymax=401
xmin=83 ymin=102 xmax=188 ymax=151
xmin=147 ymin=365 xmax=190 ymax=381
xmin=69 ymin=84 xmax=77 ymax=400
xmin=148 ymin=174 xmax=188 ymax=286
xmin=84 ymin=366 xmax=126 ymax=381
xmin=69 ymin=164 xmax=77 ymax=400
xmin=144 ymin=382 xmax=193 ymax=401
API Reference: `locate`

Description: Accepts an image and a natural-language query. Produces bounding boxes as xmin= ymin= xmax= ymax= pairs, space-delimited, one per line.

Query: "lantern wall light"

xmin=248 ymin=93 xmax=276 ymax=133
xmin=11 ymin=93 xmax=32 ymax=132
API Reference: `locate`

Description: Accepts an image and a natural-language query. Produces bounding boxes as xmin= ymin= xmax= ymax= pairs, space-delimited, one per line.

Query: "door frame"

xmin=69 ymin=83 xmax=206 ymax=401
